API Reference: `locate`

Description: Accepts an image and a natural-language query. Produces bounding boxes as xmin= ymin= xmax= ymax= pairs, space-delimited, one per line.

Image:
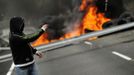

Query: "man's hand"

xmin=35 ymin=51 xmax=43 ymax=58
xmin=41 ymin=24 xmax=48 ymax=31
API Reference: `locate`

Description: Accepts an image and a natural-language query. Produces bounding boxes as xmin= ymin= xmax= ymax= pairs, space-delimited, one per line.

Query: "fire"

xmin=32 ymin=0 xmax=111 ymax=46
xmin=81 ymin=6 xmax=110 ymax=33
xmin=64 ymin=24 xmax=81 ymax=39
xmin=32 ymin=33 xmax=49 ymax=46
xmin=80 ymin=0 xmax=110 ymax=33
xmin=79 ymin=0 xmax=94 ymax=11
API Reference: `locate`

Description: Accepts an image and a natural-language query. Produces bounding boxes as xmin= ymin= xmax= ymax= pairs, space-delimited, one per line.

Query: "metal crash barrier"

xmin=0 ymin=22 xmax=134 ymax=63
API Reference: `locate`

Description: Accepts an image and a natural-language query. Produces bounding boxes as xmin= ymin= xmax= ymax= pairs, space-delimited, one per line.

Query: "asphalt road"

xmin=1 ymin=29 xmax=134 ymax=75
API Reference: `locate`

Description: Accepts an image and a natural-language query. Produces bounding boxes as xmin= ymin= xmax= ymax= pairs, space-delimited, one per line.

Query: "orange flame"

xmin=64 ymin=24 xmax=81 ymax=39
xmin=32 ymin=0 xmax=111 ymax=46
xmin=32 ymin=33 xmax=49 ymax=46
xmin=79 ymin=0 xmax=94 ymax=11
xmin=81 ymin=6 xmax=110 ymax=33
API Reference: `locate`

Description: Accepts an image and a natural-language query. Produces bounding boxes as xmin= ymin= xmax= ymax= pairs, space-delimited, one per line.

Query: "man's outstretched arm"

xmin=21 ymin=24 xmax=48 ymax=42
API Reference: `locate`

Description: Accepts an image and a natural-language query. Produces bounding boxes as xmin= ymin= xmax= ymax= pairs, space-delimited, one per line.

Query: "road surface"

xmin=1 ymin=29 xmax=134 ymax=75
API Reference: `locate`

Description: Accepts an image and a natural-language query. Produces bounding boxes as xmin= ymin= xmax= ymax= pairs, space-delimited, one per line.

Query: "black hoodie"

xmin=9 ymin=17 xmax=44 ymax=67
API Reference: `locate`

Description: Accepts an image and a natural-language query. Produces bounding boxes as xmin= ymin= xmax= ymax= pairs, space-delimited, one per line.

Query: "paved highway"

xmin=1 ymin=29 xmax=134 ymax=75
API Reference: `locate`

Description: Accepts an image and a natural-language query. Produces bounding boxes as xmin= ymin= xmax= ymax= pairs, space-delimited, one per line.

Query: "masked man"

xmin=9 ymin=16 xmax=47 ymax=75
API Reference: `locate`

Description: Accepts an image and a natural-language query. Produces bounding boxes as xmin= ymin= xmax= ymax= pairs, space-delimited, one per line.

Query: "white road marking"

xmin=0 ymin=47 xmax=10 ymax=51
xmin=112 ymin=51 xmax=132 ymax=61
xmin=6 ymin=62 xmax=15 ymax=75
xmin=84 ymin=41 xmax=93 ymax=46
xmin=0 ymin=58 xmax=12 ymax=63
xmin=0 ymin=54 xmax=12 ymax=60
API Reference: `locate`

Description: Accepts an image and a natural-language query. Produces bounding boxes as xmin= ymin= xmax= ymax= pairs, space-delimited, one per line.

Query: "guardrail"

xmin=0 ymin=22 xmax=134 ymax=63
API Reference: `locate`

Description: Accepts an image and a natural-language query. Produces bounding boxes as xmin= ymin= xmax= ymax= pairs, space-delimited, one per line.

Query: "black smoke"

xmin=0 ymin=0 xmax=134 ymax=39
xmin=0 ymin=0 xmax=133 ymax=22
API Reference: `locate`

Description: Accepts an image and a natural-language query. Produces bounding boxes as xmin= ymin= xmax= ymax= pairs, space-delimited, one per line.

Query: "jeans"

xmin=15 ymin=63 xmax=38 ymax=75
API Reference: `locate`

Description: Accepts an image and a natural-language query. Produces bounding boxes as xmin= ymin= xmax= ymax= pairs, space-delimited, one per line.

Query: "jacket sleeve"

xmin=28 ymin=44 xmax=37 ymax=54
xmin=31 ymin=47 xmax=37 ymax=54
xmin=21 ymin=29 xmax=44 ymax=43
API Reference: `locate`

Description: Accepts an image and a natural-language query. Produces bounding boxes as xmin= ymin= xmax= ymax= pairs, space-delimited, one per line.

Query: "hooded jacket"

xmin=9 ymin=17 xmax=44 ymax=67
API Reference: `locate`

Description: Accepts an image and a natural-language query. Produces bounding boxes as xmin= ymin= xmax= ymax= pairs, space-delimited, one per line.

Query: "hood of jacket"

xmin=10 ymin=16 xmax=24 ymax=35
